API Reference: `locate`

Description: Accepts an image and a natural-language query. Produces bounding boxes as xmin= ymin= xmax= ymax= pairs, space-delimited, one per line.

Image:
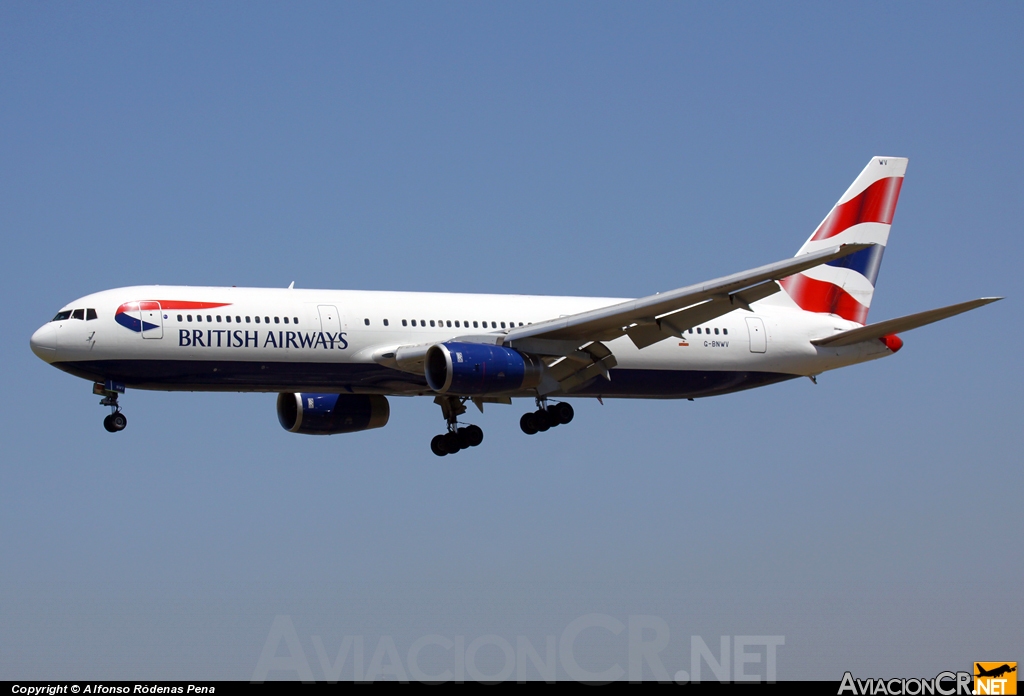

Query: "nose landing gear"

xmin=431 ymin=396 xmax=484 ymax=456
xmin=94 ymin=381 xmax=127 ymax=433
xmin=520 ymin=399 xmax=573 ymax=435
xmin=103 ymin=411 xmax=127 ymax=433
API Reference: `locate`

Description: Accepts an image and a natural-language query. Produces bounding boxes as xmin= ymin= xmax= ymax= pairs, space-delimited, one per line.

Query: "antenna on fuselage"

xmin=287 ymin=281 xmax=295 ymax=289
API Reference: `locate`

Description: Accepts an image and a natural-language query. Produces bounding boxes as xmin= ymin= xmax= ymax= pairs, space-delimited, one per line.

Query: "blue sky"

xmin=1 ymin=2 xmax=1021 ymax=681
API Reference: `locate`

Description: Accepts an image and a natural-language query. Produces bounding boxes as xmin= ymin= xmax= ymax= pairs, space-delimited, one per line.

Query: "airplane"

xmin=975 ymin=664 xmax=1016 ymax=679
xmin=29 ymin=157 xmax=1001 ymax=456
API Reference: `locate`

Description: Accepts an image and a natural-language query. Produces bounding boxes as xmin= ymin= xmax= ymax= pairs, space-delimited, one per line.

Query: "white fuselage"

xmin=31 ymin=285 xmax=893 ymax=400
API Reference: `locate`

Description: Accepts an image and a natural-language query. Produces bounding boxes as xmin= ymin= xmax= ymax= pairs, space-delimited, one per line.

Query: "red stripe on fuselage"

xmin=810 ymin=176 xmax=903 ymax=242
xmin=116 ymin=301 xmax=232 ymax=315
xmin=779 ymin=274 xmax=869 ymax=324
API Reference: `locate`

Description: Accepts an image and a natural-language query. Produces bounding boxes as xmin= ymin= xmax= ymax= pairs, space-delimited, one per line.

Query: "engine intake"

xmin=277 ymin=393 xmax=390 ymax=435
xmin=424 ymin=342 xmax=541 ymax=395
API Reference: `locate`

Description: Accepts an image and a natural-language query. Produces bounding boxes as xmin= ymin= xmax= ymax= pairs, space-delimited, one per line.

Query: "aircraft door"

xmin=139 ymin=301 xmax=164 ymax=339
xmin=745 ymin=316 xmax=766 ymax=353
xmin=317 ymin=305 xmax=343 ymax=334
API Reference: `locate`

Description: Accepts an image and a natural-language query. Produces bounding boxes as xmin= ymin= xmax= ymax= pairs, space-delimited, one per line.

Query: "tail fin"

xmin=778 ymin=157 xmax=908 ymax=324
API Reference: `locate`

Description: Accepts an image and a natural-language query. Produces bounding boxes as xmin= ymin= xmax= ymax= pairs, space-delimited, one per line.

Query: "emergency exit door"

xmin=745 ymin=316 xmax=766 ymax=353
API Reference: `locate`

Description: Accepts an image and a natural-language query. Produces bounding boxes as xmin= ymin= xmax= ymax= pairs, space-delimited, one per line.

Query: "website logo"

xmin=975 ymin=663 xmax=1017 ymax=695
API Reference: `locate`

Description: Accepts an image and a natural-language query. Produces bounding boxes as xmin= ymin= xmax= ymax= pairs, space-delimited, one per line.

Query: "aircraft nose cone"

xmin=30 ymin=323 xmax=57 ymax=361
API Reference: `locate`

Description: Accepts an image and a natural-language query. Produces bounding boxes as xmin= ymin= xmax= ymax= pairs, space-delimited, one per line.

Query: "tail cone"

xmin=880 ymin=334 xmax=903 ymax=353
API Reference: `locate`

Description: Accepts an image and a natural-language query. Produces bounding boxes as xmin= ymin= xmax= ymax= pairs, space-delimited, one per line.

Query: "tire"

xmin=465 ymin=424 xmax=484 ymax=447
xmin=534 ymin=410 xmax=550 ymax=432
xmin=456 ymin=427 xmax=472 ymax=450
xmin=430 ymin=434 xmax=448 ymax=456
xmin=443 ymin=432 xmax=461 ymax=454
xmin=111 ymin=412 xmax=127 ymax=431
xmin=103 ymin=414 xmax=117 ymax=433
xmin=519 ymin=412 xmax=538 ymax=435
xmin=553 ymin=402 xmax=574 ymax=425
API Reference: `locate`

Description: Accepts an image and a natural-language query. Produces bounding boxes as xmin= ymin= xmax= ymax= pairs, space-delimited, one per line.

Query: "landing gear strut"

xmin=520 ymin=398 xmax=573 ymax=435
xmin=430 ymin=396 xmax=484 ymax=456
xmin=95 ymin=381 xmax=127 ymax=433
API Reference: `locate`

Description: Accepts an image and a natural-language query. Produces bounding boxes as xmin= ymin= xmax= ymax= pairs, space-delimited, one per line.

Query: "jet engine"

xmin=277 ymin=393 xmax=390 ymax=435
xmin=424 ymin=342 xmax=542 ymax=395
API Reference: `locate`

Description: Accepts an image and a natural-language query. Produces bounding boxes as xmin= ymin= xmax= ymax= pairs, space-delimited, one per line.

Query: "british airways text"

xmin=178 ymin=330 xmax=349 ymax=350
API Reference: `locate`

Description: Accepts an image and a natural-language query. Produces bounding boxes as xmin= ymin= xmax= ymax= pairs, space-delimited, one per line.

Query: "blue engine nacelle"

xmin=277 ymin=393 xmax=390 ymax=435
xmin=424 ymin=342 xmax=542 ymax=395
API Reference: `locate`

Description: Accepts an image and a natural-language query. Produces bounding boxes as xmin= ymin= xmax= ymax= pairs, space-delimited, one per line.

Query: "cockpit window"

xmin=52 ymin=310 xmax=72 ymax=321
xmin=86 ymin=308 xmax=98 ymax=320
xmin=71 ymin=309 xmax=85 ymax=320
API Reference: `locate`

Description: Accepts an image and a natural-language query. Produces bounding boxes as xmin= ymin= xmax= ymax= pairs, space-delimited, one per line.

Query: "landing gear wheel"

xmin=456 ymin=427 xmax=472 ymax=450
xmin=111 ymin=412 xmax=127 ymax=431
xmin=520 ymin=412 xmax=538 ymax=435
xmin=552 ymin=402 xmax=574 ymax=425
xmin=465 ymin=424 xmax=484 ymax=447
xmin=534 ymin=409 xmax=551 ymax=432
xmin=443 ymin=432 xmax=462 ymax=454
xmin=103 ymin=414 xmax=117 ymax=432
xmin=430 ymin=434 xmax=448 ymax=457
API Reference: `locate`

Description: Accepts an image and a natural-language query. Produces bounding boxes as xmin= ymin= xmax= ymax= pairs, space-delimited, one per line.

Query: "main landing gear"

xmin=519 ymin=399 xmax=573 ymax=435
xmin=430 ymin=396 xmax=484 ymax=456
xmin=95 ymin=381 xmax=127 ymax=433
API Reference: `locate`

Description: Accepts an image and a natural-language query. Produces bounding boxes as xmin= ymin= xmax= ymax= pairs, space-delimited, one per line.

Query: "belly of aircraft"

xmin=52 ymin=358 xmax=797 ymax=399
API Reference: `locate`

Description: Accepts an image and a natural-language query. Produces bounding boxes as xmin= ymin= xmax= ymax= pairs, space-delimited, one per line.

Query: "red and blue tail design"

xmin=778 ymin=157 xmax=908 ymax=324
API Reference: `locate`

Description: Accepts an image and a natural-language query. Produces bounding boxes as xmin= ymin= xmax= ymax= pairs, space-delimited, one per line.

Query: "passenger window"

xmin=197 ymin=315 xmax=203 ymax=323
xmin=254 ymin=316 xmax=260 ymax=323
xmin=695 ymin=327 xmax=700 ymax=334
xmin=177 ymin=315 xmax=183 ymax=322
xmin=500 ymin=322 xmax=506 ymax=328
xmin=236 ymin=316 xmax=241 ymax=323
xmin=473 ymin=321 xmax=478 ymax=328
xmin=208 ymin=315 xmax=214 ymax=322
xmin=430 ymin=320 xmax=435 ymax=327
xmin=446 ymin=320 xmax=452 ymax=327
xmin=491 ymin=321 xmax=497 ymax=328
xmin=264 ymin=317 xmax=269 ymax=323
xmin=402 ymin=320 xmax=408 ymax=327
xmin=714 ymin=328 xmax=719 ymax=335
xmin=245 ymin=316 xmax=251 ymax=323
xmin=52 ymin=310 xmax=72 ymax=321
xmin=187 ymin=315 xmax=193 ymax=322
xmin=723 ymin=328 xmax=728 ymax=335
xmin=383 ymin=319 xmax=389 ymax=327
xmin=364 ymin=318 xmax=370 ymax=326
xmin=283 ymin=317 xmax=289 ymax=324
xmin=293 ymin=318 xmax=298 ymax=324
xmin=226 ymin=316 xmax=231 ymax=323
xmin=217 ymin=316 xmax=222 ymax=322
xmin=86 ymin=309 xmax=98 ymax=321
xmin=274 ymin=317 xmax=280 ymax=324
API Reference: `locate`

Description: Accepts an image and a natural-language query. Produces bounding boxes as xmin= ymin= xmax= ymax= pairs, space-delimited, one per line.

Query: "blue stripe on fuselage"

xmin=52 ymin=359 xmax=797 ymax=399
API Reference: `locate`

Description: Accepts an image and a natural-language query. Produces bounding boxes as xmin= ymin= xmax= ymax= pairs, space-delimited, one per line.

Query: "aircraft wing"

xmin=503 ymin=243 xmax=873 ymax=354
xmin=811 ymin=297 xmax=1003 ymax=347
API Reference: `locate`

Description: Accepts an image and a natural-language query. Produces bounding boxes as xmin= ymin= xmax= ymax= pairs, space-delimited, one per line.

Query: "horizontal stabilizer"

xmin=811 ymin=297 xmax=1003 ymax=347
